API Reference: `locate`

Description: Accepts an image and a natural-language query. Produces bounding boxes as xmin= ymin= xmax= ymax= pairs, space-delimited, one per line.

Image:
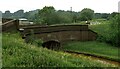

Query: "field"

xmin=2 ymin=33 xmax=118 ymax=67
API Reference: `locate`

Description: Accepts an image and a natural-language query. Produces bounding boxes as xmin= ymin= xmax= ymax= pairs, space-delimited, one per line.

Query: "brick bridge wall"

xmin=1 ymin=19 xmax=97 ymax=48
xmin=21 ymin=25 xmax=97 ymax=43
xmin=2 ymin=18 xmax=19 ymax=32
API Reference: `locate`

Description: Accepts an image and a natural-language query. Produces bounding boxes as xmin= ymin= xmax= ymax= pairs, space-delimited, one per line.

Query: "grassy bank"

xmin=89 ymin=20 xmax=119 ymax=46
xmin=89 ymin=21 xmax=111 ymax=41
xmin=62 ymin=41 xmax=119 ymax=61
xmin=62 ymin=20 xmax=119 ymax=61
xmin=2 ymin=33 xmax=117 ymax=67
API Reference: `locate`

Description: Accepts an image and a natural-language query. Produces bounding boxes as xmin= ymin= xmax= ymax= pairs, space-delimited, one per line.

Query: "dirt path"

xmin=64 ymin=50 xmax=120 ymax=67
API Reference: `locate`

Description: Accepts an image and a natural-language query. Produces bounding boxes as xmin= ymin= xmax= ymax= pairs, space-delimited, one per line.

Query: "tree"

xmin=13 ymin=9 xmax=24 ymax=19
xmin=94 ymin=13 xmax=103 ymax=19
xmin=3 ymin=10 xmax=11 ymax=18
xmin=37 ymin=7 xmax=77 ymax=25
xmin=24 ymin=9 xmax=39 ymax=22
xmin=109 ymin=12 xmax=119 ymax=19
xmin=110 ymin=13 xmax=120 ymax=47
xmin=56 ymin=11 xmax=73 ymax=23
xmin=79 ymin=8 xmax=94 ymax=21
xmin=101 ymin=13 xmax=110 ymax=19
xmin=38 ymin=6 xmax=56 ymax=25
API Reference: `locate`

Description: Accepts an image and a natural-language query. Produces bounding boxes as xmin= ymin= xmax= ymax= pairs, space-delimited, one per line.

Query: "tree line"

xmin=2 ymin=6 xmax=111 ymax=25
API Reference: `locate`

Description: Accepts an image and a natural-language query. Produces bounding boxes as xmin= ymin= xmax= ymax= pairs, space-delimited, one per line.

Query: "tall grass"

xmin=2 ymin=33 xmax=116 ymax=67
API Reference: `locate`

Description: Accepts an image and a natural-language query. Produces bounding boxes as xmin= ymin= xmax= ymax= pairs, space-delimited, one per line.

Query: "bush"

xmin=109 ymin=14 xmax=120 ymax=47
xmin=25 ymin=30 xmax=43 ymax=47
xmin=90 ymin=14 xmax=120 ymax=47
xmin=32 ymin=39 xmax=43 ymax=47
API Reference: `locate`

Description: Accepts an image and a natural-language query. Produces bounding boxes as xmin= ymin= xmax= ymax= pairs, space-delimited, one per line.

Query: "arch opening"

xmin=42 ymin=40 xmax=61 ymax=50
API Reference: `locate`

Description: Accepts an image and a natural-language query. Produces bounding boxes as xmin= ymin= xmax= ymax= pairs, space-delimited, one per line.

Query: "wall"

xmin=23 ymin=25 xmax=97 ymax=43
xmin=2 ymin=18 xmax=19 ymax=32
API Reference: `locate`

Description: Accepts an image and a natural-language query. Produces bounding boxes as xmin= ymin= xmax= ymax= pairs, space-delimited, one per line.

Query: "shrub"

xmin=109 ymin=14 xmax=120 ymax=47
xmin=90 ymin=14 xmax=120 ymax=47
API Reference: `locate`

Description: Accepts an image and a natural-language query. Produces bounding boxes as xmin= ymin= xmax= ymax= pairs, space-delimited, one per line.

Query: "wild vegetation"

xmin=2 ymin=33 xmax=118 ymax=67
xmin=90 ymin=13 xmax=120 ymax=47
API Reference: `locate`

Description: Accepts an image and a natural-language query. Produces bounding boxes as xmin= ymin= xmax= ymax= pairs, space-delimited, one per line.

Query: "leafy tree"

xmin=38 ymin=6 xmax=56 ymax=25
xmin=79 ymin=8 xmax=94 ymax=21
xmin=3 ymin=10 xmax=12 ymax=18
xmin=101 ymin=13 xmax=110 ymax=20
xmin=37 ymin=6 xmax=74 ymax=25
xmin=94 ymin=13 xmax=103 ymax=19
xmin=56 ymin=11 xmax=73 ymax=23
xmin=13 ymin=9 xmax=24 ymax=19
xmin=24 ymin=10 xmax=39 ymax=22
xmin=110 ymin=13 xmax=120 ymax=47
xmin=109 ymin=12 xmax=119 ymax=19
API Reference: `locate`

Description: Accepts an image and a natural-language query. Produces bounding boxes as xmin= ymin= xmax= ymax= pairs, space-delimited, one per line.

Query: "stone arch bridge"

xmin=2 ymin=18 xmax=97 ymax=49
xmin=20 ymin=25 xmax=97 ymax=49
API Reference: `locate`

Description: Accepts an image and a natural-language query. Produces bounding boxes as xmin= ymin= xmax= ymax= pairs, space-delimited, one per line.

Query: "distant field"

xmin=2 ymin=33 xmax=117 ymax=67
xmin=62 ymin=41 xmax=119 ymax=61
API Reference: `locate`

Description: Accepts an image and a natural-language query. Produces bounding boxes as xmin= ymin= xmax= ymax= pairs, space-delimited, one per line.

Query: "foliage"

xmin=13 ymin=10 xmax=25 ymax=19
xmin=2 ymin=9 xmax=39 ymax=22
xmin=109 ymin=13 xmax=120 ymax=46
xmin=79 ymin=8 xmax=94 ymax=21
xmin=2 ymin=33 xmax=115 ymax=67
xmin=94 ymin=13 xmax=110 ymax=19
xmin=3 ymin=10 xmax=12 ymax=18
xmin=24 ymin=30 xmax=43 ymax=47
xmin=90 ymin=14 xmax=120 ymax=47
xmin=37 ymin=6 xmax=56 ymax=25
xmin=56 ymin=11 xmax=73 ymax=23
xmin=37 ymin=7 xmax=75 ymax=25
xmin=101 ymin=13 xmax=110 ymax=19
xmin=109 ymin=12 xmax=119 ymax=19
xmin=24 ymin=10 xmax=39 ymax=22
xmin=89 ymin=21 xmax=112 ymax=42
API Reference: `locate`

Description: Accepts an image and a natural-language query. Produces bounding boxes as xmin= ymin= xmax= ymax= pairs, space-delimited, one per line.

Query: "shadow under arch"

xmin=42 ymin=40 xmax=61 ymax=50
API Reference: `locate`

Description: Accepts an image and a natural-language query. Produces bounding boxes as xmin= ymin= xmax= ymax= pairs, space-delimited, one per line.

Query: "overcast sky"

xmin=0 ymin=0 xmax=120 ymax=13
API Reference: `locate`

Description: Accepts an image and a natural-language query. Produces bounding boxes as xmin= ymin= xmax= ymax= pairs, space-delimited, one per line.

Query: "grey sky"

xmin=0 ymin=0 xmax=119 ymax=13
xmin=119 ymin=1 xmax=120 ymax=12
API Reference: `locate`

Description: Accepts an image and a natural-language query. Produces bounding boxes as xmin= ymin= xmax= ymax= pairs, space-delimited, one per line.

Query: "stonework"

xmin=22 ymin=25 xmax=97 ymax=43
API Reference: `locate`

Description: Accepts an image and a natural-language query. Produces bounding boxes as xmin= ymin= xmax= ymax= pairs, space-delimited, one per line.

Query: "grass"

xmin=0 ymin=33 xmax=2 ymax=68
xmin=62 ymin=41 xmax=119 ymax=61
xmin=62 ymin=20 xmax=119 ymax=61
xmin=2 ymin=33 xmax=117 ymax=67
xmin=89 ymin=20 xmax=116 ymax=43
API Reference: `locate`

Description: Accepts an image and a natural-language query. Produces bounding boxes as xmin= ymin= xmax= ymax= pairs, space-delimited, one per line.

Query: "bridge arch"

xmin=42 ymin=40 xmax=61 ymax=50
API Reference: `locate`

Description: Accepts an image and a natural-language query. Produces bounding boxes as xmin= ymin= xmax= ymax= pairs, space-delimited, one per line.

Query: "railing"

xmin=20 ymin=25 xmax=89 ymax=34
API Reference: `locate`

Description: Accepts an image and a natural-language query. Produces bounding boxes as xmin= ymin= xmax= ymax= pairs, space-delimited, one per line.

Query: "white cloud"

xmin=0 ymin=0 xmax=119 ymax=13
